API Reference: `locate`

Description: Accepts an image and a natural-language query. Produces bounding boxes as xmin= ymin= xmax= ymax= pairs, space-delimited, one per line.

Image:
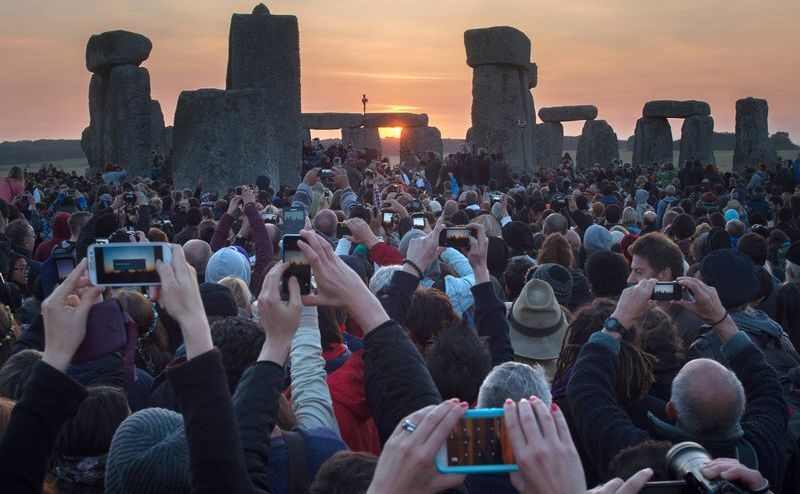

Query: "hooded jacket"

xmin=634 ymin=189 xmax=649 ymax=220
xmin=34 ymin=212 xmax=70 ymax=262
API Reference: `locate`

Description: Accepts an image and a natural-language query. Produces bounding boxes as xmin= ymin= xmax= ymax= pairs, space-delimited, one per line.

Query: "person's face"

xmin=12 ymin=258 xmax=28 ymax=285
xmin=628 ymin=254 xmax=670 ymax=284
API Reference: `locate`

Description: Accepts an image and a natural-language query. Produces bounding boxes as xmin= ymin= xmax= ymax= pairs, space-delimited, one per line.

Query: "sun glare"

xmin=379 ymin=127 xmax=403 ymax=139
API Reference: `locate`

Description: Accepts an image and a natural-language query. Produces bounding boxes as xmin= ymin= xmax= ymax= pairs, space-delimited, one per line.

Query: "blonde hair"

xmin=621 ymin=207 xmax=638 ymax=228
xmin=219 ymin=276 xmax=252 ymax=315
xmin=472 ymin=214 xmax=502 ymax=238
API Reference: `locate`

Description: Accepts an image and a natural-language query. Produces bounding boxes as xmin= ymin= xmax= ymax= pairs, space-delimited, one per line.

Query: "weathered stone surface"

xmin=632 ymin=117 xmax=672 ymax=165
xmin=464 ymin=26 xmax=531 ymax=68
xmin=400 ymin=126 xmax=443 ymax=158
xmin=538 ymin=105 xmax=598 ymax=123
xmin=302 ymin=113 xmax=363 ymax=129
xmin=576 ymin=120 xmax=619 ymax=168
xmin=301 ymin=128 xmax=312 ymax=147
xmin=467 ymin=64 xmax=536 ymax=174
xmin=164 ymin=126 xmax=173 ymax=155
xmin=679 ymin=115 xmax=715 ymax=165
xmin=81 ymin=73 xmax=108 ymax=170
xmin=527 ymin=62 xmax=538 ymax=88
xmin=341 ymin=127 xmax=382 ymax=155
xmin=733 ymin=97 xmax=778 ymax=172
xmin=535 ymin=122 xmax=563 ymax=169
xmin=226 ymin=7 xmax=301 ymax=185
xmin=149 ymin=100 xmax=166 ymax=155
xmin=642 ymin=100 xmax=710 ymax=118
xmin=102 ymin=65 xmax=153 ymax=178
xmin=363 ymin=113 xmax=428 ymax=128
xmin=172 ymin=89 xmax=278 ymax=192
xmin=86 ymin=30 xmax=152 ymax=73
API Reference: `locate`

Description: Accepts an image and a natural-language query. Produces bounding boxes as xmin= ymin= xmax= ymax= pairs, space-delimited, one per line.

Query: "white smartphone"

xmin=87 ymin=242 xmax=172 ymax=286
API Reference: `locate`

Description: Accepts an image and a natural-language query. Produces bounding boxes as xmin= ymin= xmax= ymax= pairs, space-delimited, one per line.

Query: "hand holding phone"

xmin=283 ymin=207 xmax=306 ymax=235
xmin=281 ymin=235 xmax=311 ymax=299
xmin=436 ymin=408 xmax=517 ymax=474
xmin=651 ymin=281 xmax=683 ymax=301
xmin=88 ymin=242 xmax=171 ymax=286
xmin=412 ymin=215 xmax=426 ymax=230
xmin=439 ymin=226 xmax=477 ymax=250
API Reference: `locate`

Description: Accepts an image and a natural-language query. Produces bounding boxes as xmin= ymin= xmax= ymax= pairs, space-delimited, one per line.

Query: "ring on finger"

xmin=401 ymin=419 xmax=417 ymax=433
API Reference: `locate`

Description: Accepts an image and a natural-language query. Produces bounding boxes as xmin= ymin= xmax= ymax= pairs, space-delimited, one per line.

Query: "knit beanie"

xmin=699 ymin=249 xmax=758 ymax=309
xmin=610 ymin=230 xmax=625 ymax=246
xmin=205 ymin=247 xmax=251 ymax=285
xmin=531 ymin=263 xmax=573 ymax=306
xmin=105 ymin=408 xmax=190 ymax=494
xmin=199 ymin=282 xmax=239 ymax=318
xmin=583 ymin=224 xmax=612 ymax=255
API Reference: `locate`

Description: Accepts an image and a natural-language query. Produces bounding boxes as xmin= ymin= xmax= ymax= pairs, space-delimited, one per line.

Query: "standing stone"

xmin=86 ymin=30 xmax=152 ymax=73
xmin=363 ymin=113 xmax=428 ymax=128
xmin=302 ymin=113 xmax=363 ymax=130
xmin=400 ymin=126 xmax=443 ymax=158
xmin=538 ymin=105 xmax=598 ymax=123
xmin=102 ymin=64 xmax=153 ymax=178
xmin=164 ymin=126 xmax=173 ymax=155
xmin=341 ymin=127 xmax=382 ymax=155
xmin=733 ymin=97 xmax=778 ymax=172
xmin=226 ymin=3 xmax=301 ymax=185
xmin=577 ymin=120 xmax=619 ymax=169
xmin=81 ymin=73 xmax=109 ymax=170
xmin=465 ymin=26 xmax=537 ymax=174
xmin=149 ymin=100 xmax=166 ymax=155
xmin=172 ymin=89 xmax=278 ymax=192
xmin=679 ymin=115 xmax=715 ymax=165
xmin=301 ymin=128 xmax=312 ymax=148
xmin=632 ymin=117 xmax=672 ymax=165
xmin=527 ymin=63 xmax=538 ymax=88
xmin=535 ymin=122 xmax=563 ymax=169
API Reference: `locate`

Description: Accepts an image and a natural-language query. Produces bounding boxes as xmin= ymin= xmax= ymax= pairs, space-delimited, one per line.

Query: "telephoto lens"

xmin=665 ymin=442 xmax=749 ymax=493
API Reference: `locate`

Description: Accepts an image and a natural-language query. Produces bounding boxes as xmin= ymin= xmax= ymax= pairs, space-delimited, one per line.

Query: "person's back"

xmin=266 ymin=427 xmax=347 ymax=493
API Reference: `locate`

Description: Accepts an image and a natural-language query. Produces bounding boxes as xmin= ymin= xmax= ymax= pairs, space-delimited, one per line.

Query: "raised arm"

xmin=210 ymin=196 xmax=241 ymax=252
xmin=242 ymin=187 xmax=273 ymax=295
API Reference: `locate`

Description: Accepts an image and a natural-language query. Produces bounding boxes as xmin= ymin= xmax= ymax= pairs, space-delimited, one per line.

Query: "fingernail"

xmin=551 ymin=403 xmax=558 ymax=412
xmin=459 ymin=402 xmax=468 ymax=408
xmin=504 ymin=398 xmax=513 ymax=405
xmin=530 ymin=395 xmax=538 ymax=401
xmin=450 ymin=398 xmax=460 ymax=404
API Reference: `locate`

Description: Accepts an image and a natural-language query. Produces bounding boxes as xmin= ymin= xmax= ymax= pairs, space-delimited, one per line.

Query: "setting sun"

xmin=379 ymin=127 xmax=403 ymax=139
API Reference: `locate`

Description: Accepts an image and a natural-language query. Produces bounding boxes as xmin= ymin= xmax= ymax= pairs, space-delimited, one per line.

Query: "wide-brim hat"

xmin=508 ymin=279 xmax=567 ymax=360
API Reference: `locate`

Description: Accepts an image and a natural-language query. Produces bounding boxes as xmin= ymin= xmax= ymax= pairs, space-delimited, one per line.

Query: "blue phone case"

xmin=435 ymin=408 xmax=519 ymax=474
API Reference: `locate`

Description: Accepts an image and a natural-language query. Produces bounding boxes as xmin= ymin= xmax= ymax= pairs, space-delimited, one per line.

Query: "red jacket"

xmin=35 ymin=212 xmax=71 ymax=262
xmin=327 ymin=351 xmax=380 ymax=455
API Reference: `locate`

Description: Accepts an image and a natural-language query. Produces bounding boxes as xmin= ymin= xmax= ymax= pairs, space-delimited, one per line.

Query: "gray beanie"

xmin=531 ymin=263 xmax=573 ymax=306
xmin=106 ymin=408 xmax=190 ymax=494
xmin=583 ymin=224 xmax=612 ymax=255
xmin=205 ymin=247 xmax=251 ymax=285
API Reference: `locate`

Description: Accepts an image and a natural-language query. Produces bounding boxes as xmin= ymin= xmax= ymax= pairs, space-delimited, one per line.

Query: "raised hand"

xmin=333 ymin=166 xmax=350 ymax=190
xmin=609 ymin=279 xmax=657 ymax=335
xmin=41 ymin=259 xmax=104 ymax=372
xmin=303 ymin=167 xmax=320 ymax=187
xmin=241 ymin=186 xmax=256 ymax=206
xmin=344 ymin=217 xmax=381 ymax=248
xmin=257 ymin=262 xmax=302 ymax=365
xmin=467 ymin=222 xmax=489 ymax=283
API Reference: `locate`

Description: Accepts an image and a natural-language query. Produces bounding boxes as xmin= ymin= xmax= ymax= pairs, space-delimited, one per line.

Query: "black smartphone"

xmin=382 ymin=211 xmax=395 ymax=226
xmin=281 ymin=235 xmax=311 ymax=299
xmin=412 ymin=215 xmax=425 ymax=230
xmin=337 ymin=223 xmax=352 ymax=237
xmin=262 ymin=213 xmax=279 ymax=224
xmin=651 ymin=281 xmax=683 ymax=301
xmin=439 ymin=227 xmax=477 ymax=249
xmin=320 ymin=168 xmax=334 ymax=181
xmin=283 ymin=206 xmax=306 ymax=236
xmin=491 ymin=194 xmax=502 ymax=204
xmin=235 ymin=186 xmax=243 ymax=196
xmin=55 ymin=256 xmax=76 ymax=283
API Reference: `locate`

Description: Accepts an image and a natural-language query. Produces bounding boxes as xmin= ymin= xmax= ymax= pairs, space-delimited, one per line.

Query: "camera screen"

xmin=382 ymin=212 xmax=394 ymax=224
xmin=441 ymin=227 xmax=472 ymax=248
xmin=652 ymin=282 xmax=682 ymax=301
xmin=93 ymin=245 xmax=164 ymax=285
xmin=282 ymin=236 xmax=310 ymax=295
xmin=446 ymin=416 xmax=514 ymax=466
xmin=56 ymin=257 xmax=76 ymax=282
xmin=283 ymin=208 xmax=306 ymax=235
xmin=413 ymin=217 xmax=425 ymax=228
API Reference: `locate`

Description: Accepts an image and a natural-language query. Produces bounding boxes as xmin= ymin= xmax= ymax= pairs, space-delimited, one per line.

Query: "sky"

xmin=1 ymin=0 xmax=798 ymax=143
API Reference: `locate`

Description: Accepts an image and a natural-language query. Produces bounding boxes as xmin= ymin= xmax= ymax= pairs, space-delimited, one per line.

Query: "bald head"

xmin=565 ymin=229 xmax=581 ymax=250
xmin=670 ymin=359 xmax=745 ymax=436
xmin=643 ymin=210 xmax=657 ymax=226
xmin=183 ymin=239 xmax=212 ymax=276
xmin=543 ymin=213 xmax=568 ymax=235
xmin=314 ymin=209 xmax=338 ymax=238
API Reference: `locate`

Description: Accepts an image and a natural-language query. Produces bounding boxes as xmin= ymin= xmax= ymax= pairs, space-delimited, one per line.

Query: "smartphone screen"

xmin=90 ymin=243 xmax=167 ymax=286
xmin=444 ymin=415 xmax=514 ymax=467
xmin=55 ymin=256 xmax=76 ymax=283
xmin=283 ymin=207 xmax=306 ymax=235
xmin=382 ymin=211 xmax=394 ymax=225
xmin=651 ymin=282 xmax=682 ymax=301
xmin=439 ymin=227 xmax=474 ymax=249
xmin=412 ymin=216 xmax=425 ymax=229
xmin=281 ymin=235 xmax=311 ymax=297
xmin=263 ymin=213 xmax=278 ymax=224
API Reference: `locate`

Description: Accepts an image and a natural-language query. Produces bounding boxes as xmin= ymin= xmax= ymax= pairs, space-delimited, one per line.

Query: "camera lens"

xmin=665 ymin=442 xmax=712 ymax=479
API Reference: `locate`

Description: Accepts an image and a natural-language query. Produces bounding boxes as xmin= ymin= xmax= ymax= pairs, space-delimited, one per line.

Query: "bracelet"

xmin=402 ymin=259 xmax=424 ymax=280
xmin=709 ymin=310 xmax=729 ymax=327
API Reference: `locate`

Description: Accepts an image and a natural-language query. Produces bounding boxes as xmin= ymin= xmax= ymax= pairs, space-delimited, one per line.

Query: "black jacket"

xmin=567 ymin=330 xmax=787 ymax=485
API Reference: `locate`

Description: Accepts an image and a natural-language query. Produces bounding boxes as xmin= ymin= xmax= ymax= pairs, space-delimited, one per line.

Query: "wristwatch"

xmin=603 ymin=317 xmax=628 ymax=339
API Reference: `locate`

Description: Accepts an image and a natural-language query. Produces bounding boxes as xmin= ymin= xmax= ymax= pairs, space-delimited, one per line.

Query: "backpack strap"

xmin=283 ymin=429 xmax=309 ymax=494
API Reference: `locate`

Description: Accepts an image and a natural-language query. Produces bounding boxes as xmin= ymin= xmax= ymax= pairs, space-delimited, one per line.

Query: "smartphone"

xmin=87 ymin=242 xmax=171 ymax=286
xmin=235 ymin=186 xmax=243 ymax=196
xmin=382 ymin=211 xmax=395 ymax=226
xmin=651 ymin=281 xmax=683 ymax=301
xmin=491 ymin=194 xmax=502 ymax=204
xmin=283 ymin=206 xmax=306 ymax=236
xmin=320 ymin=168 xmax=334 ymax=180
xmin=337 ymin=223 xmax=352 ymax=237
xmin=435 ymin=408 xmax=518 ymax=474
xmin=412 ymin=215 xmax=426 ymax=230
xmin=263 ymin=213 xmax=279 ymax=224
xmin=281 ymin=235 xmax=311 ymax=298
xmin=55 ymin=256 xmax=76 ymax=283
xmin=439 ymin=227 xmax=477 ymax=249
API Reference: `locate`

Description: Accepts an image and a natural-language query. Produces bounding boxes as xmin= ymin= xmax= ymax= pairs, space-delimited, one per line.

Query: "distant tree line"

xmin=0 ymin=140 xmax=84 ymax=166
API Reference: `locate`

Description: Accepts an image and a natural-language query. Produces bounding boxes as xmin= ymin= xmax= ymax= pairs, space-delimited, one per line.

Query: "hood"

xmin=51 ymin=212 xmax=71 ymax=240
xmin=731 ymin=309 xmax=783 ymax=338
xmin=635 ymin=189 xmax=649 ymax=204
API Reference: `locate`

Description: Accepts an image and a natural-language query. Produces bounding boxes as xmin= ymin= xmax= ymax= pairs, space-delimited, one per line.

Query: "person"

xmin=5 ymin=219 xmax=40 ymax=292
xmin=567 ymin=277 xmax=787 ymax=487
xmin=627 ymin=232 xmax=704 ymax=345
xmin=655 ymin=185 xmax=679 ymax=229
xmin=0 ymin=167 xmax=24 ymax=203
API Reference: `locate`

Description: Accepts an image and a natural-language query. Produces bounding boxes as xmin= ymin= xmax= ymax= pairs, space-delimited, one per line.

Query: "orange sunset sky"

xmin=1 ymin=0 xmax=798 ymax=143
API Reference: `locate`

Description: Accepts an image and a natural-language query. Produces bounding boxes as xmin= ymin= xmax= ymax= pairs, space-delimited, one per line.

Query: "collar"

xmin=647 ymin=412 xmax=744 ymax=447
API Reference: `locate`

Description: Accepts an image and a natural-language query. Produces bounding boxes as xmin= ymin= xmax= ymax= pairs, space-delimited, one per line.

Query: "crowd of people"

xmin=0 ymin=143 xmax=799 ymax=493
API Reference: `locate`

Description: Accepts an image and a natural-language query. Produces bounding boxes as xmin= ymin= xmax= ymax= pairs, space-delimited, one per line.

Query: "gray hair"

xmin=369 ymin=265 xmax=403 ymax=294
xmin=671 ymin=364 xmax=745 ymax=436
xmin=477 ymin=361 xmax=551 ymax=408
